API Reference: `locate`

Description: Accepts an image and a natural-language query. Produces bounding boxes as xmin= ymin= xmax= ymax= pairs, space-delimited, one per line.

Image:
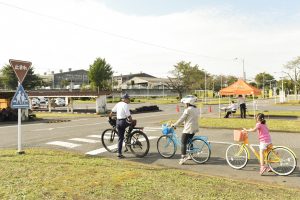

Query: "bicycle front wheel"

xmin=101 ymin=128 xmax=118 ymax=153
xmin=128 ymin=130 xmax=150 ymax=158
xmin=267 ymin=147 xmax=297 ymax=176
xmin=226 ymin=144 xmax=248 ymax=169
xmin=157 ymin=135 xmax=176 ymax=158
xmin=188 ymin=138 xmax=211 ymax=164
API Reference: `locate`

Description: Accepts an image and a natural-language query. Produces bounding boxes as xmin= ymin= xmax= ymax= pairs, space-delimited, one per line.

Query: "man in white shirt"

xmin=224 ymin=101 xmax=238 ymax=118
xmin=109 ymin=93 xmax=132 ymax=158
xmin=238 ymin=95 xmax=246 ymax=118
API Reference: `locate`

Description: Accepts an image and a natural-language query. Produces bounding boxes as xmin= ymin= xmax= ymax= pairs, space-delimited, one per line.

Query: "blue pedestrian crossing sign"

xmin=11 ymin=85 xmax=30 ymax=109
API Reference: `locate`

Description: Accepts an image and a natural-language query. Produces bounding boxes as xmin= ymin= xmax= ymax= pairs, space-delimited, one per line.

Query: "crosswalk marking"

xmin=85 ymin=136 xmax=158 ymax=156
xmin=87 ymin=135 xmax=119 ymax=139
xmin=69 ymin=138 xmax=100 ymax=143
xmin=46 ymin=141 xmax=81 ymax=148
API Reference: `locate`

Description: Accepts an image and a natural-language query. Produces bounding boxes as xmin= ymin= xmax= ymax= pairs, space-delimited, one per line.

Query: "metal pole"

xmin=204 ymin=71 xmax=207 ymax=104
xmin=242 ymin=59 xmax=245 ymax=81
xmin=17 ymin=82 xmax=24 ymax=154
xmin=263 ymin=72 xmax=265 ymax=98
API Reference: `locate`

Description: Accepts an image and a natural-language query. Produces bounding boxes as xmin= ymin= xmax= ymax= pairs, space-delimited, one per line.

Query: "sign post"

xmin=9 ymin=59 xmax=31 ymax=154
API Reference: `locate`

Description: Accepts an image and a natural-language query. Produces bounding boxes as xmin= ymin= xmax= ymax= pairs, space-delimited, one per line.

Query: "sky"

xmin=0 ymin=0 xmax=300 ymax=80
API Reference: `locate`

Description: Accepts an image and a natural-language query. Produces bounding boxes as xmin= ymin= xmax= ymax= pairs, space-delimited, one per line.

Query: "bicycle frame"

xmin=239 ymin=136 xmax=297 ymax=164
xmin=165 ymin=132 xmax=211 ymax=150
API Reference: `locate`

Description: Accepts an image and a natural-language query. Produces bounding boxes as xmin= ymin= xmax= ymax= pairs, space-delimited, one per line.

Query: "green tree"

xmin=213 ymin=75 xmax=238 ymax=92
xmin=283 ymin=56 xmax=300 ymax=96
xmin=255 ymin=72 xmax=274 ymax=89
xmin=168 ymin=61 xmax=206 ymax=99
xmin=88 ymin=58 xmax=113 ymax=91
xmin=1 ymin=64 xmax=43 ymax=90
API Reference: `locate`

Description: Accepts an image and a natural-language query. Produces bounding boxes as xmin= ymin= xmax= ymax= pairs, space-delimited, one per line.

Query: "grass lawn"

xmin=199 ymin=118 xmax=300 ymax=133
xmin=163 ymin=118 xmax=300 ymax=133
xmin=0 ymin=149 xmax=299 ymax=200
xmin=34 ymin=112 xmax=99 ymax=119
xmin=248 ymin=110 xmax=300 ymax=117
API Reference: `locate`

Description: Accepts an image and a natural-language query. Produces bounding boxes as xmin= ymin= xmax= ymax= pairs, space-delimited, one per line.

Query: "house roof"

xmin=219 ymin=79 xmax=261 ymax=95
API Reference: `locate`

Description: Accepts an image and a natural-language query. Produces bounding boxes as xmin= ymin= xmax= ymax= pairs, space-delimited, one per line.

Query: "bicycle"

xmin=226 ymin=130 xmax=297 ymax=176
xmin=157 ymin=124 xmax=211 ymax=164
xmin=101 ymin=117 xmax=150 ymax=158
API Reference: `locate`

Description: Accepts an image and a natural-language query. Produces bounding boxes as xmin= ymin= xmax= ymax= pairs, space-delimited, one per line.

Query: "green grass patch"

xmin=35 ymin=112 xmax=99 ymax=119
xmin=274 ymin=100 xmax=300 ymax=106
xmin=74 ymin=99 xmax=96 ymax=104
xmin=248 ymin=110 xmax=300 ymax=117
xmin=134 ymin=98 xmax=179 ymax=104
xmin=199 ymin=118 xmax=300 ymax=133
xmin=0 ymin=149 xmax=299 ymax=200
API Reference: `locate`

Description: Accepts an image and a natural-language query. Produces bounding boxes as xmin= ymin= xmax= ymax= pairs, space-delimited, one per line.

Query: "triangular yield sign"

xmin=9 ymin=59 xmax=32 ymax=84
xmin=11 ymin=85 xmax=30 ymax=109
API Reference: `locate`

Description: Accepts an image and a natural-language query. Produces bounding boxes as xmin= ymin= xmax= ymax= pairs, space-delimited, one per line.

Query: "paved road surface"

xmin=0 ymin=107 xmax=299 ymax=188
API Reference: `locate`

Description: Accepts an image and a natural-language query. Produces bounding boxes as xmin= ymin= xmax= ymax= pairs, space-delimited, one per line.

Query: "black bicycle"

xmin=101 ymin=118 xmax=150 ymax=158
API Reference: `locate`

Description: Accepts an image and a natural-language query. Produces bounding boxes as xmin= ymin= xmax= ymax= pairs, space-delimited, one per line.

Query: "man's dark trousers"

xmin=116 ymin=119 xmax=128 ymax=155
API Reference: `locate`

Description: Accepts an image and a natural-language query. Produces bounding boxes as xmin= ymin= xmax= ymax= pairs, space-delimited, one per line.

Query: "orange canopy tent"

xmin=219 ymin=79 xmax=261 ymax=96
xmin=218 ymin=79 xmax=261 ymax=118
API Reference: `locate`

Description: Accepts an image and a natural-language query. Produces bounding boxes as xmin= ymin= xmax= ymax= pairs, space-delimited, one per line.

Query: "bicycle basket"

xmin=233 ymin=130 xmax=247 ymax=142
xmin=162 ymin=124 xmax=174 ymax=135
xmin=108 ymin=117 xmax=116 ymax=127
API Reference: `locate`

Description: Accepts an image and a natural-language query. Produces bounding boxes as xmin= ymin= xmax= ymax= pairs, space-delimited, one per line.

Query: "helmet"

xmin=121 ymin=93 xmax=130 ymax=99
xmin=182 ymin=97 xmax=196 ymax=105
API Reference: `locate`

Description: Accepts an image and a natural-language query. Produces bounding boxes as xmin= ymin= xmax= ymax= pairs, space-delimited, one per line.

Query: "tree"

xmin=213 ymin=75 xmax=238 ymax=92
xmin=88 ymin=58 xmax=113 ymax=91
xmin=168 ymin=61 xmax=206 ymax=99
xmin=283 ymin=56 xmax=300 ymax=97
xmin=1 ymin=64 xmax=44 ymax=90
xmin=255 ymin=72 xmax=274 ymax=89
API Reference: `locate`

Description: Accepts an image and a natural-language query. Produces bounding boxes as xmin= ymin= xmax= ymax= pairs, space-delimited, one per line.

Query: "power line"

xmin=0 ymin=1 xmax=232 ymax=61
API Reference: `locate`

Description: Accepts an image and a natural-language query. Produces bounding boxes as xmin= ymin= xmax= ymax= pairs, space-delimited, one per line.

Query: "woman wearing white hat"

xmin=172 ymin=97 xmax=200 ymax=165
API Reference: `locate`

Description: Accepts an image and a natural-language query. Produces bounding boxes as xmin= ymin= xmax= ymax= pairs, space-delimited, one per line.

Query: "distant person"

xmin=238 ymin=95 xmax=246 ymax=118
xmin=224 ymin=101 xmax=238 ymax=118
xmin=172 ymin=97 xmax=200 ymax=165
xmin=109 ymin=93 xmax=133 ymax=159
xmin=244 ymin=113 xmax=272 ymax=175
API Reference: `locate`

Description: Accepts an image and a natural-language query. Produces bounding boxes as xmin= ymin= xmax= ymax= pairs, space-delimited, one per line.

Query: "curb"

xmin=47 ymin=119 xmax=71 ymax=123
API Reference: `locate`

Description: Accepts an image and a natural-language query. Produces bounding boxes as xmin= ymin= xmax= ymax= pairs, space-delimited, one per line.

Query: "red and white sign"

xmin=9 ymin=59 xmax=32 ymax=84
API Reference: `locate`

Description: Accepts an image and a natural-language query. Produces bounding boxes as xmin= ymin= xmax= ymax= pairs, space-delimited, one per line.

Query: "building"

xmin=113 ymin=73 xmax=155 ymax=90
xmin=53 ymin=69 xmax=89 ymax=89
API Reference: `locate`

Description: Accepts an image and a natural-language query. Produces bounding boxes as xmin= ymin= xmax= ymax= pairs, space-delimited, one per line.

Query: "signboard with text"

xmin=9 ymin=59 xmax=32 ymax=84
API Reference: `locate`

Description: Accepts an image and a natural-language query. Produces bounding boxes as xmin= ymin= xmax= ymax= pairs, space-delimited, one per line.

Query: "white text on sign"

xmin=14 ymin=65 xmax=28 ymax=70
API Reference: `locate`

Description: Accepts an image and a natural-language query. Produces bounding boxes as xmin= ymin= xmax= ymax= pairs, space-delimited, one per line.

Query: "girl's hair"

xmin=256 ymin=113 xmax=266 ymax=124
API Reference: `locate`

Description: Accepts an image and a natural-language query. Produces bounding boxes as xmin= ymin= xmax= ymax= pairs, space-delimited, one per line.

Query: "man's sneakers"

xmin=117 ymin=154 xmax=125 ymax=159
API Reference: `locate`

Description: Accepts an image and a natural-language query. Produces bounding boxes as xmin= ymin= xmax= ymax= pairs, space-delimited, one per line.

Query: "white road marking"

xmin=85 ymin=136 xmax=158 ymax=156
xmin=144 ymin=127 xmax=162 ymax=130
xmin=46 ymin=141 xmax=81 ymax=148
xmin=32 ymin=128 xmax=54 ymax=131
xmin=69 ymin=138 xmax=100 ymax=143
xmin=87 ymin=135 xmax=102 ymax=139
xmin=143 ymin=130 xmax=159 ymax=132
xmin=87 ymin=135 xmax=119 ymax=139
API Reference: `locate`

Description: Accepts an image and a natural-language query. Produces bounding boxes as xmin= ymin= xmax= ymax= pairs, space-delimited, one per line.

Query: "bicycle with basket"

xmin=157 ymin=124 xmax=211 ymax=164
xmin=225 ymin=130 xmax=297 ymax=176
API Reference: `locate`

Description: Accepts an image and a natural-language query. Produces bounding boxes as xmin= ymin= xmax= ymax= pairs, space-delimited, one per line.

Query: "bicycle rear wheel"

xmin=226 ymin=144 xmax=248 ymax=169
xmin=267 ymin=147 xmax=297 ymax=176
xmin=157 ymin=135 xmax=176 ymax=158
xmin=128 ymin=130 xmax=150 ymax=158
xmin=101 ymin=128 xmax=118 ymax=153
xmin=188 ymin=138 xmax=211 ymax=164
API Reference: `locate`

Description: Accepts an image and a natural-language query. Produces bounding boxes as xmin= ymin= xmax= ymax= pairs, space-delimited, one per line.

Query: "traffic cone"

xmin=176 ymin=105 xmax=180 ymax=113
xmin=209 ymin=106 xmax=212 ymax=113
